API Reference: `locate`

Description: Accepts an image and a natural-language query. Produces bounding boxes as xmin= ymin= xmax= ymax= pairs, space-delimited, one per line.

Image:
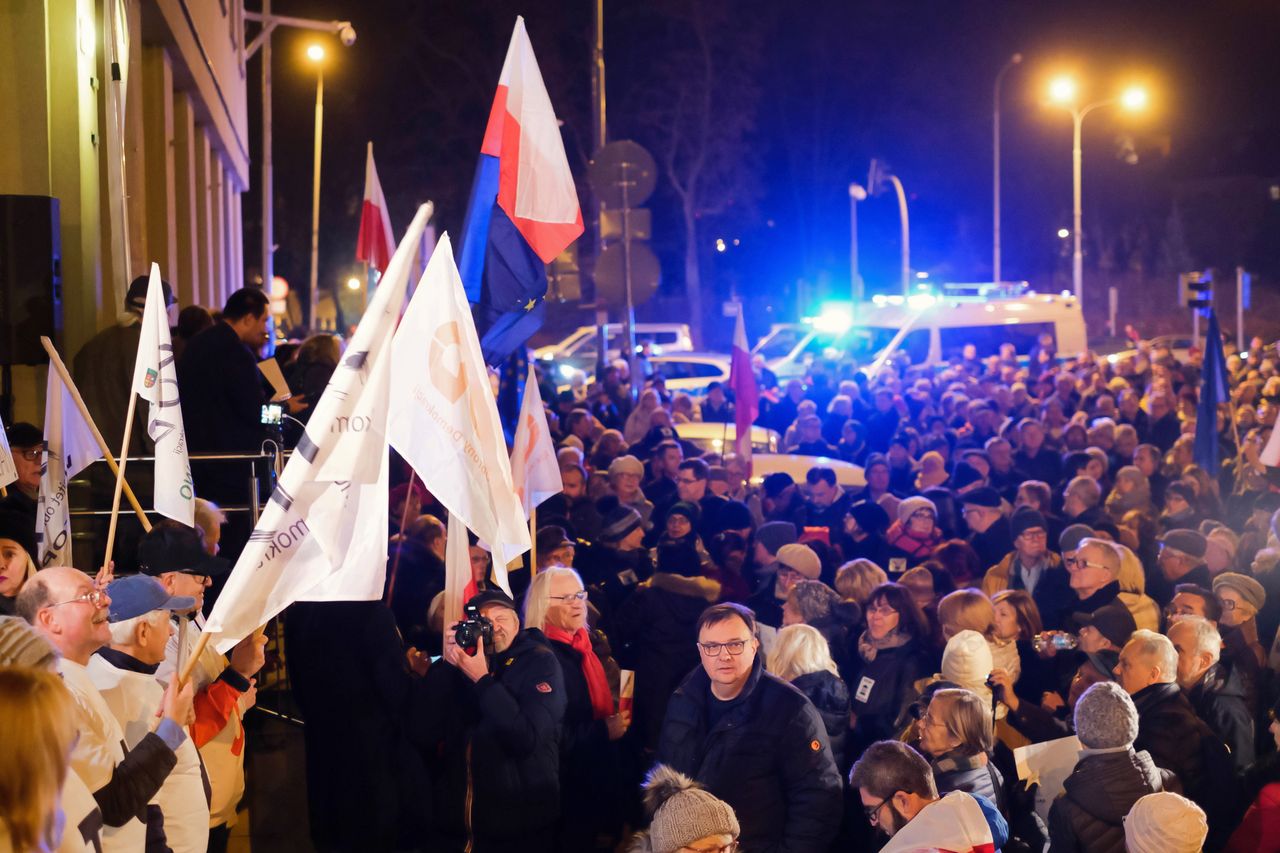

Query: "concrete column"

xmin=141 ymin=45 xmax=177 ymax=282
xmin=172 ymin=91 xmax=199 ymax=308
xmin=194 ymin=132 xmax=215 ymax=309
xmin=210 ymin=156 xmax=225 ymax=306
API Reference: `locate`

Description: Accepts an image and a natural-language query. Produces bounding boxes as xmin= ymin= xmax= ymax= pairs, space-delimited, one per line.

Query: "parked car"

xmin=676 ymin=423 xmax=779 ymax=454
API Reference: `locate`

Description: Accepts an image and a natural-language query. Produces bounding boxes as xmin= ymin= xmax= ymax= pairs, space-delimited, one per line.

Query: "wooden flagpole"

xmin=384 ymin=470 xmax=419 ymax=606
xmin=100 ymin=393 xmax=139 ymax=574
xmin=530 ymin=504 xmax=538 ymax=577
xmin=40 ymin=337 xmax=151 ymax=531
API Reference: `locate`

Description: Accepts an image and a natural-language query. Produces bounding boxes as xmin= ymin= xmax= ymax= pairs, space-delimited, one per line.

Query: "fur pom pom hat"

xmin=630 ymin=765 xmax=739 ymax=853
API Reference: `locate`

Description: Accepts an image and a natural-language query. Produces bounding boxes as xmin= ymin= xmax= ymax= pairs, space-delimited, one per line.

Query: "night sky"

xmin=246 ymin=0 xmax=1280 ymax=346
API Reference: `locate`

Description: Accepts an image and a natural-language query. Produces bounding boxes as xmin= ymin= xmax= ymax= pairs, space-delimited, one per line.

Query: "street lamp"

xmin=848 ymin=182 xmax=867 ymax=302
xmin=1047 ymin=75 xmax=1148 ymax=304
xmin=307 ymin=44 xmax=326 ymax=331
xmin=993 ymin=52 xmax=1022 ymax=285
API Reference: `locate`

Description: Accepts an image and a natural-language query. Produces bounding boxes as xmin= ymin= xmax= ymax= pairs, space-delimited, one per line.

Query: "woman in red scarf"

xmin=886 ymin=496 xmax=944 ymax=568
xmin=524 ymin=568 xmax=631 ymax=851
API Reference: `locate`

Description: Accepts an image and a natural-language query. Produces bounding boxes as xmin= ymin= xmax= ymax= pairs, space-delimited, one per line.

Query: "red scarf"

xmin=544 ymin=624 xmax=614 ymax=720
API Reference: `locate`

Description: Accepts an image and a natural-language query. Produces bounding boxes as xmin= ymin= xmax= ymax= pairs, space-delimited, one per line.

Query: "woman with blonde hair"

xmin=0 ymin=511 xmax=37 ymax=615
xmin=937 ymin=588 xmax=995 ymax=642
xmin=523 ymin=567 xmax=629 ymax=850
xmin=916 ymin=687 xmax=1003 ymax=802
xmin=834 ymin=559 xmax=887 ymax=606
xmin=768 ymin=624 xmax=851 ymax=771
xmin=0 ymin=666 xmax=82 ymax=852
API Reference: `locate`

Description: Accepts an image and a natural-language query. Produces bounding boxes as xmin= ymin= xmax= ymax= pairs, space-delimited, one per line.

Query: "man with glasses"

xmin=981 ymin=508 xmax=1073 ymax=630
xmin=960 ymin=487 xmax=1011 ymax=571
xmin=1166 ymin=584 xmax=1222 ymax=627
xmin=1155 ymin=530 xmax=1211 ymax=606
xmin=849 ymin=740 xmax=1006 ymax=851
xmin=16 ymin=567 xmax=194 ymax=852
xmin=138 ymin=521 xmax=264 ymax=853
xmin=656 ymin=603 xmax=842 ymax=852
xmin=419 ymin=588 xmax=567 ymax=852
xmin=0 ymin=421 xmax=42 ymax=519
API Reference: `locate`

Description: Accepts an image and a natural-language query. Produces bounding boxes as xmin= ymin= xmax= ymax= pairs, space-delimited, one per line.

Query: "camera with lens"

xmin=453 ymin=603 xmax=493 ymax=657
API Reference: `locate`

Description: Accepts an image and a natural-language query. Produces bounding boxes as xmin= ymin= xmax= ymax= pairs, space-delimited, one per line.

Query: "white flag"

xmin=131 ymin=263 xmax=194 ymax=525
xmin=443 ymin=511 xmax=475 ymax=636
xmin=0 ymin=417 xmax=17 ymax=490
xmin=204 ymin=203 xmax=432 ymax=652
xmin=38 ymin=367 xmax=102 ymax=566
xmin=511 ymin=363 xmax=561 ymax=516
xmin=388 ymin=232 xmax=530 ymax=580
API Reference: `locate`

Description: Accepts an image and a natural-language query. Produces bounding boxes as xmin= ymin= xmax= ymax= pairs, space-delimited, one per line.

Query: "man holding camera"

xmin=418 ymin=589 xmax=567 ymax=853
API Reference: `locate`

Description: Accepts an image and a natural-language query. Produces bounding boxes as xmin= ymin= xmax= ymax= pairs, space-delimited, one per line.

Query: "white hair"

xmin=108 ymin=609 xmax=169 ymax=646
xmin=1170 ymin=615 xmax=1222 ymax=665
xmin=768 ymin=624 xmax=839 ymax=683
xmin=1129 ymin=629 xmax=1179 ymax=683
xmin=521 ymin=566 xmax=582 ymax=631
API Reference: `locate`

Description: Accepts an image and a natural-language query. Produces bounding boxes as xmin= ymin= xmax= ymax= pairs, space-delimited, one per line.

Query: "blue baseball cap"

xmin=106 ymin=575 xmax=196 ymax=623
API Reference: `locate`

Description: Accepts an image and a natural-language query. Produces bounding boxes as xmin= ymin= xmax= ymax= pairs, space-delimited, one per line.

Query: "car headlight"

xmin=557 ymin=364 xmax=578 ymax=379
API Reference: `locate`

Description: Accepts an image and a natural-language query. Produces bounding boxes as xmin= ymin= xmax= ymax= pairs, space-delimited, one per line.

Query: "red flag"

xmin=730 ymin=310 xmax=759 ymax=474
xmin=355 ymin=142 xmax=396 ymax=272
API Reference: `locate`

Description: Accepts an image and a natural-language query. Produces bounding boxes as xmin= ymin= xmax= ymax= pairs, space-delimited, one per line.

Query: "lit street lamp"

xmin=307 ymin=44 xmax=325 ymax=331
xmin=848 ymin=182 xmax=867 ymax=302
xmin=1048 ymin=76 xmax=1148 ymax=303
xmin=993 ymin=52 xmax=1022 ymax=285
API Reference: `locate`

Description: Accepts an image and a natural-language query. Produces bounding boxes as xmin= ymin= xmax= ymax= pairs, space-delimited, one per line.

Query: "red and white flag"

xmin=355 ymin=142 xmax=396 ymax=272
xmin=443 ymin=512 xmax=478 ymax=632
xmin=880 ymin=791 xmax=996 ymax=853
xmin=511 ymin=363 xmax=561 ymax=516
xmin=729 ymin=309 xmax=759 ymax=473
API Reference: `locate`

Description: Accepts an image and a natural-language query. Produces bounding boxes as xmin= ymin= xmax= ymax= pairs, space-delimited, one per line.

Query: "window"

xmin=654 ymin=360 xmax=724 ymax=380
xmin=938 ymin=322 xmax=1055 ymax=361
xmin=902 ymin=329 xmax=930 ymax=364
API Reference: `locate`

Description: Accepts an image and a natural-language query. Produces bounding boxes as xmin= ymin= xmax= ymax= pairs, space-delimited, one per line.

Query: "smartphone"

xmin=260 ymin=403 xmax=283 ymax=425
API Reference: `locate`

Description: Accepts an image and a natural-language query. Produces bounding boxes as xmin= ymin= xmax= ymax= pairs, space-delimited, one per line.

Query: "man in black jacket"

xmin=656 ymin=603 xmax=843 ymax=853
xmin=961 ymin=488 xmax=1012 ymax=571
xmin=417 ymin=589 xmax=567 ymax=853
xmin=1117 ymin=629 xmax=1239 ymax=846
xmin=177 ymin=288 xmax=273 ymax=561
xmin=1168 ymin=616 xmax=1255 ymax=772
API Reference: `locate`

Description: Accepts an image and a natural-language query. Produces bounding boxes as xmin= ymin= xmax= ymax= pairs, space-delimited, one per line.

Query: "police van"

xmin=755 ymin=282 xmax=1087 ymax=379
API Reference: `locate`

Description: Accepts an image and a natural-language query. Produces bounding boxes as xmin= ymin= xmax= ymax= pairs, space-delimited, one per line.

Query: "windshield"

xmin=809 ymin=326 xmax=900 ymax=363
xmin=753 ymin=327 xmax=807 ymax=360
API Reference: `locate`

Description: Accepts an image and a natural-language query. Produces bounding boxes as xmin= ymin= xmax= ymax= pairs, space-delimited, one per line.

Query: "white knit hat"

xmin=897 ymin=495 xmax=938 ymax=523
xmin=1123 ymin=791 xmax=1207 ymax=853
xmin=941 ymin=630 xmax=993 ymax=694
xmin=776 ymin=543 xmax=822 ymax=580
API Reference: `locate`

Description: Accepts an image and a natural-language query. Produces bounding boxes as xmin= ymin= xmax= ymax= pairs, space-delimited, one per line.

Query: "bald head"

xmin=1077 ymin=539 xmax=1121 ymax=577
xmin=1116 ymin=629 xmax=1178 ymax=696
xmin=1168 ymin=617 xmax=1221 ymax=689
xmin=16 ymin=567 xmax=111 ymax=665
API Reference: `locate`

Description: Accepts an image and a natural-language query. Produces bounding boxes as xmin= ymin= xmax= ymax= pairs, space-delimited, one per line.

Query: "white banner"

xmin=204 ymin=204 xmax=432 ymax=652
xmin=511 ymin=362 xmax=562 ymax=516
xmin=38 ymin=367 xmax=102 ymax=566
xmin=131 ymin=263 xmax=194 ymax=525
xmin=388 ymin=232 xmax=530 ymax=573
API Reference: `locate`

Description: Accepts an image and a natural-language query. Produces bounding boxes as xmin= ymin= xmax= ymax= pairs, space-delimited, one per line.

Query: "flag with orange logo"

xmin=510 ymin=363 xmax=561 ymax=516
xmin=387 ymin=232 xmax=530 ymax=585
xmin=204 ymin=204 xmax=432 ymax=652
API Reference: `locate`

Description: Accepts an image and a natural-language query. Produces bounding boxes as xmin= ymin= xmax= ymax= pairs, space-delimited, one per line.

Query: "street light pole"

xmin=993 ymin=52 xmax=1022 ymax=285
xmin=848 ymin=182 xmax=866 ymax=302
xmin=308 ymin=48 xmax=325 ymax=331
xmin=1070 ymin=108 xmax=1084 ymax=302
xmin=888 ymin=175 xmax=910 ymax=296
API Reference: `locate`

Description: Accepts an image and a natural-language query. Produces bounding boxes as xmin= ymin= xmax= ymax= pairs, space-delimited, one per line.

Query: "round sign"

xmin=594 ymin=241 xmax=661 ymax=307
xmin=588 ymin=140 xmax=658 ymax=209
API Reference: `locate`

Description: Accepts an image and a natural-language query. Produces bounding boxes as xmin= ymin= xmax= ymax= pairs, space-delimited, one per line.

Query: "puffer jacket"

xmin=611 ymin=572 xmax=720 ymax=749
xmin=1047 ymin=748 xmax=1172 ymax=853
xmin=931 ymin=750 xmax=1003 ymax=804
xmin=656 ymin=654 xmax=843 ymax=853
xmin=791 ymin=670 xmax=851 ymax=773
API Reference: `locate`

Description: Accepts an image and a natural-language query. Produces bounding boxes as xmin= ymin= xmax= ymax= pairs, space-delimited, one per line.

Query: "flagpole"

xmin=384 ymin=470 xmax=418 ymax=606
xmin=530 ymin=504 xmax=538 ymax=577
xmin=101 ymin=393 xmax=139 ymax=573
xmin=40 ymin=337 xmax=151 ymax=532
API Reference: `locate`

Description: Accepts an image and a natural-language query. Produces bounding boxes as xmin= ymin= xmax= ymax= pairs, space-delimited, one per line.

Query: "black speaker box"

xmin=0 ymin=195 xmax=62 ymax=365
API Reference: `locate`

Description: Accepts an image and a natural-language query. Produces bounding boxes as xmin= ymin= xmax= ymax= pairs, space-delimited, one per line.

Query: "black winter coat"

xmin=416 ymin=628 xmax=567 ymax=849
xmin=791 ymin=670 xmax=851 ymax=773
xmin=610 ymin=572 xmax=719 ymax=750
xmin=969 ymin=517 xmax=1013 ymax=572
xmin=1188 ymin=662 xmax=1256 ymax=773
xmin=1132 ymin=681 xmax=1239 ymax=843
xmin=847 ymin=637 xmax=930 ymax=755
xmin=657 ymin=655 xmax=844 ymax=853
xmin=931 ymin=751 xmax=1003 ymax=804
xmin=286 ymin=601 xmax=430 ymax=851
xmin=1048 ymin=748 xmax=1171 ymax=853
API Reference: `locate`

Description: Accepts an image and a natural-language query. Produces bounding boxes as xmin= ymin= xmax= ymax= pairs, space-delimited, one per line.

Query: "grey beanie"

xmin=755 ymin=521 xmax=798 ymax=556
xmin=0 ymin=615 xmax=58 ymax=670
xmin=640 ymin=765 xmax=739 ymax=853
xmin=1073 ymin=681 xmax=1139 ymax=749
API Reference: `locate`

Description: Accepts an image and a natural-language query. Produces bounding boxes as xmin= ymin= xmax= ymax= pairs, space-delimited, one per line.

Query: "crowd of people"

xmin=4 ymin=277 xmax=1280 ymax=853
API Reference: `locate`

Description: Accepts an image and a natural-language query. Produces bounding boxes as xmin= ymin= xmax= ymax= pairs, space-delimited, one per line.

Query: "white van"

xmin=534 ymin=323 xmax=694 ymax=362
xmin=756 ymin=283 xmax=1086 ymax=379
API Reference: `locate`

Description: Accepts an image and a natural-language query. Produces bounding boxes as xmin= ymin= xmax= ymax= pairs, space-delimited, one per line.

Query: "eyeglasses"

xmin=45 ymin=589 xmax=107 ymax=609
xmin=1071 ymin=559 xmax=1108 ymax=572
xmin=1062 ymin=556 xmax=1078 ymax=569
xmin=676 ymin=476 xmax=700 ymax=486
xmin=697 ymin=639 xmax=750 ymax=657
xmin=17 ymin=448 xmax=42 ymax=462
xmin=549 ymin=590 xmax=588 ymax=603
xmin=681 ymin=842 xmax=737 ymax=853
xmin=863 ymin=791 xmax=898 ymax=825
xmin=1017 ymin=530 xmax=1048 ymax=540
xmin=1218 ymin=598 xmax=1238 ymax=611
xmin=909 ymin=510 xmax=934 ymax=520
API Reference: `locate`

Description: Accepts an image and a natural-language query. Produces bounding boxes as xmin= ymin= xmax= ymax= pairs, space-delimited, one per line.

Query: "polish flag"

xmin=729 ymin=309 xmax=759 ymax=474
xmin=355 ymin=142 xmax=396 ymax=272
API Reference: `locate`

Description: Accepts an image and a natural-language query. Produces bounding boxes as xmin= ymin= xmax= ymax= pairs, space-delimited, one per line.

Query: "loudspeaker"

xmin=0 ymin=195 xmax=62 ymax=365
